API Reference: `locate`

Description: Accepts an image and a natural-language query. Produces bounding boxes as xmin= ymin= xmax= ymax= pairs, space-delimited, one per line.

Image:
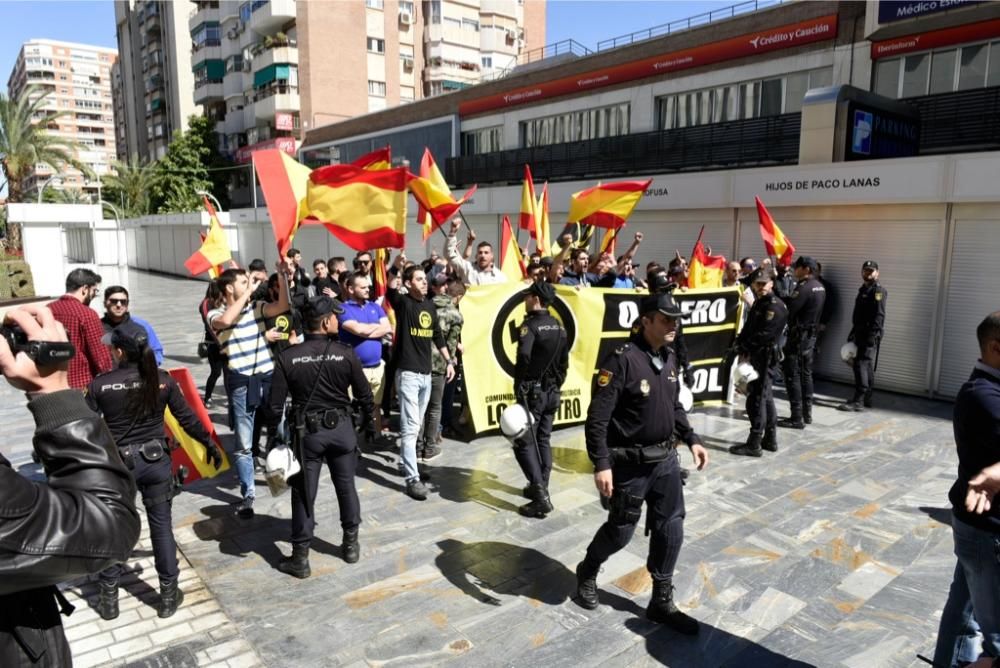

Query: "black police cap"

xmin=640 ymin=293 xmax=683 ymax=318
xmin=101 ymin=320 xmax=148 ymax=353
xmin=649 ymin=273 xmax=677 ymax=294
xmin=749 ymin=267 xmax=776 ymax=284
xmin=862 ymin=260 xmax=879 ymax=271
xmin=793 ymin=256 xmax=818 ymax=273
xmin=304 ymin=295 xmax=345 ymax=320
xmin=520 ymin=280 xmax=556 ymax=306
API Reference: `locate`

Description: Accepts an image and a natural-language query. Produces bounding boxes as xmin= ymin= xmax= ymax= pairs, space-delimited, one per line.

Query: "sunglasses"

xmin=358 ymin=259 xmax=372 ymax=265
xmin=108 ymin=298 xmax=129 ymax=306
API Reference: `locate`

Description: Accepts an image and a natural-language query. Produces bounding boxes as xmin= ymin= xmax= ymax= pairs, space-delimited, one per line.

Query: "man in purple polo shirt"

xmin=339 ymin=272 xmax=393 ymax=435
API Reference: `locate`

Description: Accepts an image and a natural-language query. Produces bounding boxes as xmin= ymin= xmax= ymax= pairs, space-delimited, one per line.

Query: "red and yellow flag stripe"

xmin=567 ymin=179 xmax=652 ymax=229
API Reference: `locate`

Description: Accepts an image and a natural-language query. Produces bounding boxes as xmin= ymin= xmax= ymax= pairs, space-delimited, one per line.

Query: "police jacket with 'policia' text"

xmin=387 ymin=290 xmax=446 ymax=375
xmin=268 ymin=334 xmax=375 ymax=430
xmin=86 ymin=364 xmax=211 ymax=447
xmin=782 ymin=277 xmax=826 ymax=332
xmin=736 ymin=293 xmax=788 ymax=366
xmin=514 ymin=310 xmax=569 ymax=389
xmin=585 ymin=331 xmax=702 ymax=472
xmin=850 ymin=281 xmax=887 ymax=344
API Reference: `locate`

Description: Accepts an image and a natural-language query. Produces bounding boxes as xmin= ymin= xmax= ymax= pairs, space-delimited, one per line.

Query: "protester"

xmin=49 ymin=268 xmax=113 ymax=388
xmin=199 ymin=282 xmax=226 ymax=406
xmin=101 ymin=285 xmax=165 ymax=365
xmin=420 ymin=275 xmax=464 ymax=460
xmin=287 ymin=248 xmax=311 ymax=288
xmin=445 ymin=218 xmax=507 ymax=285
xmin=339 ymin=272 xmax=393 ymax=436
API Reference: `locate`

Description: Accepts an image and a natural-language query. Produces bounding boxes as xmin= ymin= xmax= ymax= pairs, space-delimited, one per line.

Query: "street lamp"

xmin=196 ymin=190 xmax=223 ymax=211
xmin=101 ymin=201 xmax=126 ymax=268
xmin=37 ymin=175 xmax=62 ymax=203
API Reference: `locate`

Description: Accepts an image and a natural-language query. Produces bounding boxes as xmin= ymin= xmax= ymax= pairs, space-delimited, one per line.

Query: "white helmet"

xmin=499 ymin=404 xmax=529 ymax=441
xmin=733 ymin=362 xmax=759 ymax=395
xmin=678 ymin=380 xmax=694 ymax=412
xmin=841 ymin=341 xmax=858 ymax=364
xmin=265 ymin=443 xmax=301 ymax=496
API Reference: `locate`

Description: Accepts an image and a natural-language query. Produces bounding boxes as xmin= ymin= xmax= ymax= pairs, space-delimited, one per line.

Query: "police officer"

xmin=778 ymin=256 xmax=826 ymax=428
xmin=512 ymin=281 xmax=569 ymax=519
xmin=839 ymin=260 xmax=887 ymax=411
xmin=649 ymin=272 xmax=694 ymax=387
xmin=87 ymin=321 xmax=222 ymax=620
xmin=575 ymin=293 xmax=709 ymax=634
xmin=730 ymin=268 xmax=789 ymax=457
xmin=268 ymin=296 xmax=376 ymax=577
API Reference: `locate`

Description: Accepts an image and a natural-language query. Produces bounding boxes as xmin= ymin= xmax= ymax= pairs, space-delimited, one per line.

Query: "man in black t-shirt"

xmin=386 ymin=260 xmax=456 ymax=500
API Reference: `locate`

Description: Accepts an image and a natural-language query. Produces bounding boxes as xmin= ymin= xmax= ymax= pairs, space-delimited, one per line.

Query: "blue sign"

xmin=878 ymin=0 xmax=981 ymax=24
xmin=852 ymin=110 xmax=873 ymax=155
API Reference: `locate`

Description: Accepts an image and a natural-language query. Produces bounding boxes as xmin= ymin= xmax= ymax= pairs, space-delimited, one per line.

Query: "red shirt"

xmin=48 ymin=294 xmax=114 ymax=389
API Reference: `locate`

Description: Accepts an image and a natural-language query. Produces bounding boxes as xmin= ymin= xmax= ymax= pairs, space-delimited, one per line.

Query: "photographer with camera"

xmin=0 ymin=305 xmax=141 ymax=666
xmin=86 ymin=321 xmax=222 ymax=621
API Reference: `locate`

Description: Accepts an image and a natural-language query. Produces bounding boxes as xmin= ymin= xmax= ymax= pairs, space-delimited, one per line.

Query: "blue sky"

xmin=0 ymin=1 xmax=737 ymax=89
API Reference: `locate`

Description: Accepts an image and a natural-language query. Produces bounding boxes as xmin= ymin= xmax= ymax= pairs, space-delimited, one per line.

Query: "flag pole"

xmin=458 ymin=210 xmax=474 ymax=234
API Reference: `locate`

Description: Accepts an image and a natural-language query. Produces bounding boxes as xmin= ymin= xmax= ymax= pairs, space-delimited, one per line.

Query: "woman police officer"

xmin=86 ymin=320 xmax=222 ymax=620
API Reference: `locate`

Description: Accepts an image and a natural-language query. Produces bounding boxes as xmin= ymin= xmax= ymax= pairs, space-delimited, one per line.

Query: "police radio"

xmin=0 ymin=324 xmax=76 ymax=366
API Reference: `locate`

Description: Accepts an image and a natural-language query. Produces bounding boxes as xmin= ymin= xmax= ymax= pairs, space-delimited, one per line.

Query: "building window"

xmin=462 ymin=18 xmax=479 ymax=32
xmin=461 ymin=126 xmax=503 ymax=155
xmin=929 ymin=49 xmax=957 ymax=94
xmin=482 ymin=56 xmax=492 ymax=69
xmin=399 ymin=0 xmax=414 ymax=14
xmin=368 ymin=80 xmax=386 ymax=96
xmin=365 ymin=0 xmax=383 ymax=8
xmin=874 ymin=41 xmax=1000 ymax=97
xmin=239 ymin=2 xmax=251 ymax=22
xmin=444 ymin=17 xmax=462 ymax=29
xmin=367 ymin=37 xmax=385 ymax=54
xmin=959 ymin=43 xmax=988 ymax=90
xmin=429 ymin=0 xmax=441 ymax=24
xmin=520 ymin=103 xmax=630 ymax=148
xmin=192 ymin=22 xmax=222 ymax=48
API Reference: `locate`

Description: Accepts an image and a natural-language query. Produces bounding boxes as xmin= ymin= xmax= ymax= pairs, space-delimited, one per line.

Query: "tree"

xmin=152 ymin=115 xmax=232 ymax=213
xmin=41 ymin=187 xmax=92 ymax=204
xmin=102 ymin=154 xmax=161 ymax=217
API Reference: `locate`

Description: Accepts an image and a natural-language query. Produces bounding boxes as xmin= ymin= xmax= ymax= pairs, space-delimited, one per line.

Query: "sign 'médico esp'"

xmin=460 ymin=283 xmax=743 ymax=437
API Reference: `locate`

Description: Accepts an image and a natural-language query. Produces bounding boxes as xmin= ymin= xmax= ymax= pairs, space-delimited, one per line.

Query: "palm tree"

xmin=41 ymin=187 xmax=93 ymax=204
xmin=101 ymin=154 xmax=162 ymax=218
xmin=0 ymin=85 xmax=91 ymax=249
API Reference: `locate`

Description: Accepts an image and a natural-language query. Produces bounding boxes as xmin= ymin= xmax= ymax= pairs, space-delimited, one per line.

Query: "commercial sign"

xmin=275 ymin=112 xmax=295 ymax=131
xmin=459 ymin=14 xmax=839 ymax=116
xmin=460 ymin=283 xmax=742 ymax=436
xmin=871 ymin=17 xmax=1000 ymax=58
xmin=877 ymin=0 xmax=981 ymax=24
xmin=234 ymin=136 xmax=296 ymax=164
xmin=845 ymin=101 xmax=920 ymax=161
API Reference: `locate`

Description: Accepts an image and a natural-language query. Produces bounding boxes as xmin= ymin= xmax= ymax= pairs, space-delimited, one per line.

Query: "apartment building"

xmin=6 ymin=39 xmax=118 ymax=200
xmin=114 ymin=0 xmax=200 ymax=162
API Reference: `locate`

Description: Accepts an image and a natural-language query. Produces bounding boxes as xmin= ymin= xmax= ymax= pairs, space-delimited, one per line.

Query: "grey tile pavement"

xmin=2 ymin=269 xmax=967 ymax=667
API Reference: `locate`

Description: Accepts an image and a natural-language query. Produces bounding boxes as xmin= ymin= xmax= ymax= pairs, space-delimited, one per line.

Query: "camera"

xmin=0 ymin=324 xmax=76 ymax=366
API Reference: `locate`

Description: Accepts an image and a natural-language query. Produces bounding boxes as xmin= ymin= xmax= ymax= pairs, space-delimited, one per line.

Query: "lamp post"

xmin=37 ymin=175 xmax=62 ymax=203
xmin=196 ymin=189 xmax=223 ymax=212
xmin=101 ymin=200 xmax=125 ymax=268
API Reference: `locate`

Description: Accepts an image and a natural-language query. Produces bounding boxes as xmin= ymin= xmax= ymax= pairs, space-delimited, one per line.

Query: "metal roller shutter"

xmin=736 ymin=205 xmax=946 ymax=395
xmin=625 ymin=211 xmax=734 ymax=271
xmin=937 ymin=215 xmax=1000 ymax=397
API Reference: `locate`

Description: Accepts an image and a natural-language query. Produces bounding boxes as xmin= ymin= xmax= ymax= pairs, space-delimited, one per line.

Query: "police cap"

xmin=649 ymin=273 xmax=677 ymax=294
xmin=749 ymin=267 xmax=776 ymax=284
xmin=793 ymin=256 xmax=818 ymax=273
xmin=640 ymin=293 xmax=683 ymax=318
xmin=101 ymin=320 xmax=148 ymax=353
xmin=520 ymin=280 xmax=556 ymax=306
xmin=862 ymin=260 xmax=879 ymax=271
xmin=303 ymin=295 xmax=345 ymax=320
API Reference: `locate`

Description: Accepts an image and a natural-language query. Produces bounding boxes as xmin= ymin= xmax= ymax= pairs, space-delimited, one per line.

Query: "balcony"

xmin=251 ymin=44 xmax=297 ymax=71
xmin=223 ymin=70 xmax=245 ymax=98
xmin=445 ymin=113 xmax=802 ymax=187
xmin=252 ymin=84 xmax=299 ymax=120
xmin=250 ymin=0 xmax=296 ymax=34
xmin=194 ymin=80 xmax=224 ymax=104
xmin=188 ymin=4 xmax=219 ymax=34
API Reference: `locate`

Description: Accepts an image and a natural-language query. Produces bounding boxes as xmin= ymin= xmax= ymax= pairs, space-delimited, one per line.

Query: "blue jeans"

xmin=934 ymin=560 xmax=982 ymax=667
xmin=227 ymin=370 xmax=272 ymax=500
xmin=952 ymin=514 xmax=1000 ymax=660
xmin=397 ymin=370 xmax=432 ymax=482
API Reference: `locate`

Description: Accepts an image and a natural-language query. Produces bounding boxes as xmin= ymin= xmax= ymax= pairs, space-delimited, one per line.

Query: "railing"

xmin=252 ymin=83 xmax=298 ymax=103
xmin=907 ymin=86 xmax=1000 ymax=155
xmin=445 ymin=113 xmax=801 ymax=187
xmin=597 ymin=0 xmax=786 ymax=51
xmin=482 ymin=39 xmax=592 ymax=82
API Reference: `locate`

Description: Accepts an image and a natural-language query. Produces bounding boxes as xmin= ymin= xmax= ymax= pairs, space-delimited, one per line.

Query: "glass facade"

xmin=460 ymin=126 xmax=503 ymax=155
xmin=874 ymin=41 xmax=1000 ymax=98
xmin=520 ymin=102 xmax=630 ymax=148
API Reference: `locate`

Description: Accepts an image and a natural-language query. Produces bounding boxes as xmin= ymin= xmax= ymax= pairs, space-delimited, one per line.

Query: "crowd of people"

xmin=1 ymin=218 xmax=997 ymax=667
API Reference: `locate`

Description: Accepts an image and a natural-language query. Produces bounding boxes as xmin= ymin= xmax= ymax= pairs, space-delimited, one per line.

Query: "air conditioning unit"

xmin=402 ymin=56 xmax=414 ymax=70
xmin=227 ymin=28 xmax=239 ymax=40
xmin=505 ymin=30 xmax=516 ymax=44
xmin=399 ymin=10 xmax=414 ymax=25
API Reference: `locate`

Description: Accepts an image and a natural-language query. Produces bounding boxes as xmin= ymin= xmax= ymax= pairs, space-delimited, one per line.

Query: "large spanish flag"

xmin=755 ymin=196 xmax=795 ymax=266
xmin=164 ymin=367 xmax=228 ymax=483
xmin=519 ymin=165 xmax=537 ymax=234
xmin=499 ymin=215 xmax=526 ymax=282
xmin=301 ymin=164 xmax=409 ymax=250
xmin=409 ymin=148 xmax=477 ymax=238
xmin=688 ymin=227 xmax=727 ymax=288
xmin=253 ymin=149 xmax=312 ymax=256
xmin=352 ymin=146 xmax=392 ymax=171
xmin=184 ymin=197 xmax=232 ymax=276
xmin=567 ymin=179 xmax=652 ymax=229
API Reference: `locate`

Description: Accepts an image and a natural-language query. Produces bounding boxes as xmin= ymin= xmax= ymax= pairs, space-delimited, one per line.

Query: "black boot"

xmin=802 ymin=402 xmax=813 ymax=425
xmin=646 ymin=580 xmax=699 ymax=635
xmin=575 ymin=560 xmax=600 ymax=610
xmin=729 ymin=432 xmax=763 ymax=457
xmin=863 ymin=392 xmax=873 ymax=408
xmin=278 ymin=543 xmax=311 ymax=579
xmin=96 ymin=580 xmax=119 ymax=621
xmin=343 ymin=528 xmax=360 ymax=564
xmin=519 ymin=484 xmax=553 ymax=518
xmin=157 ymin=580 xmax=184 ymax=619
xmin=838 ymin=395 xmax=863 ymax=412
xmin=776 ymin=414 xmax=805 ymax=429
xmin=761 ymin=429 xmax=778 ymax=453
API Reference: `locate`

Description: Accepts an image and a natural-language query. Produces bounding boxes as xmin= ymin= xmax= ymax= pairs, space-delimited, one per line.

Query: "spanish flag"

xmin=301 ymin=164 xmax=409 ymax=250
xmin=409 ymin=148 xmax=477 ymax=239
xmin=599 ymin=226 xmax=619 ymax=256
xmin=567 ymin=179 xmax=652 ymax=229
xmin=519 ymin=165 xmax=537 ymax=233
xmin=352 ymin=146 xmax=392 ymax=171
xmin=164 ymin=367 xmax=228 ymax=483
xmin=688 ymin=227 xmax=727 ymax=288
xmin=371 ymin=248 xmax=395 ymax=329
xmin=755 ymin=196 xmax=795 ymax=266
xmin=499 ymin=214 xmax=526 ymax=282
xmin=534 ymin=181 xmax=551 ymax=257
xmin=184 ymin=197 xmax=232 ymax=276
xmin=253 ymin=149 xmax=312 ymax=256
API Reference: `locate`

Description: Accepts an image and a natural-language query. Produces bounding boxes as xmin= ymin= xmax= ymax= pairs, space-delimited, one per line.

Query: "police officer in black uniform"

xmin=649 ymin=271 xmax=694 ymax=387
xmin=268 ymin=296 xmax=376 ymax=578
xmin=575 ymin=293 xmax=709 ymax=634
xmin=839 ymin=260 xmax=887 ymax=411
xmin=87 ymin=321 xmax=222 ymax=620
xmin=778 ymin=256 xmax=826 ymax=428
xmin=730 ymin=268 xmax=789 ymax=457
xmin=512 ymin=281 xmax=569 ymax=519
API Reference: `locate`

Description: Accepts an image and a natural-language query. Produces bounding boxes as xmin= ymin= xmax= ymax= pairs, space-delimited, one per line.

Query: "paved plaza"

xmin=4 ymin=270 xmax=967 ymax=667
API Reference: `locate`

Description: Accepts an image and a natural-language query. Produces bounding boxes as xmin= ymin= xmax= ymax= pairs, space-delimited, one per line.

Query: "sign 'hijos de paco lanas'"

xmin=459 ymin=15 xmax=838 ymax=116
